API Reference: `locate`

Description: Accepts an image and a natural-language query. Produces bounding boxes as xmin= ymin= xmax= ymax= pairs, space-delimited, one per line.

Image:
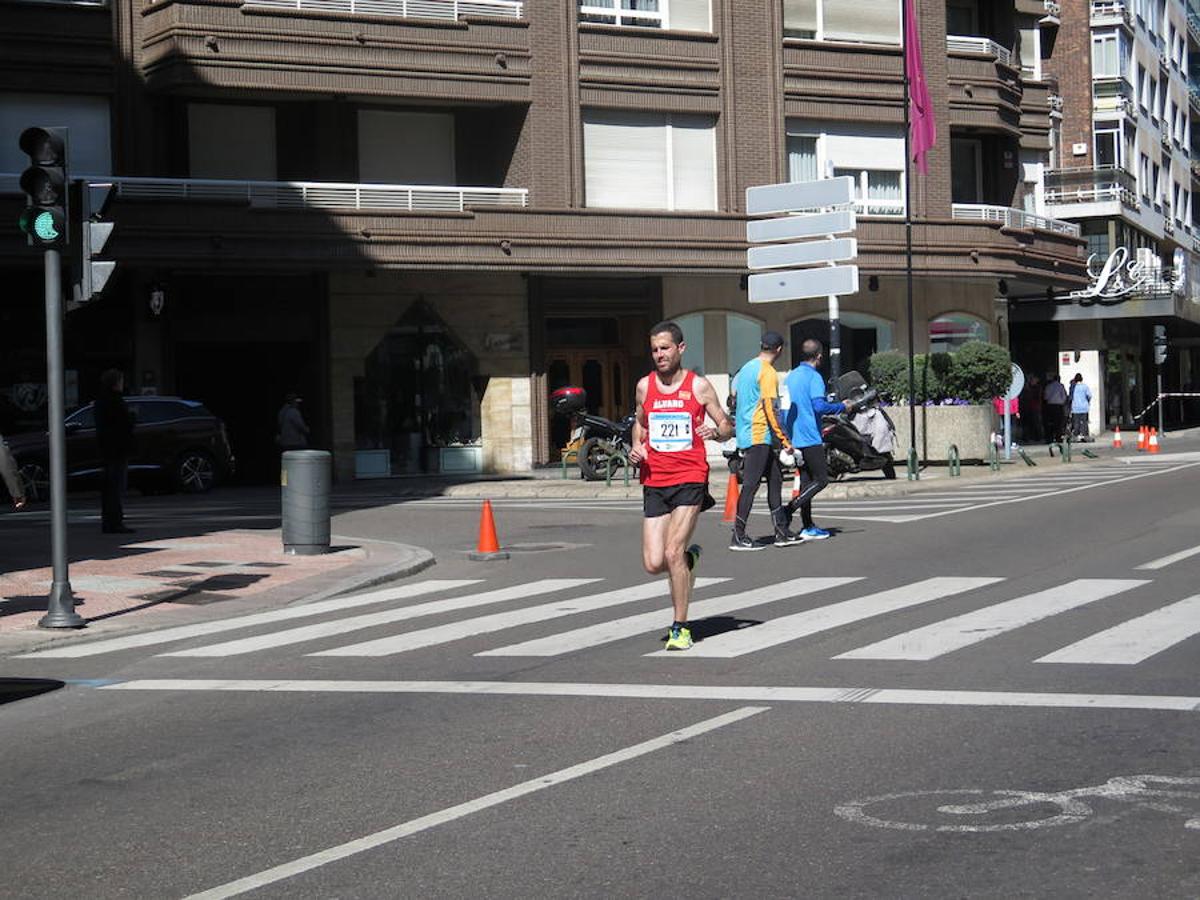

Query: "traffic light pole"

xmin=39 ymin=247 xmax=83 ymax=628
xmin=1157 ymin=369 xmax=1165 ymax=439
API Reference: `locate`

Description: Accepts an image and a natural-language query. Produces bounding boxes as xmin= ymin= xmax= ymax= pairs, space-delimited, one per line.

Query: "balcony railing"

xmin=1092 ymin=76 xmax=1135 ymax=115
xmin=1189 ymin=8 xmax=1200 ymax=44
xmin=1044 ymin=166 xmax=1138 ymax=209
xmin=1090 ymin=0 xmax=1132 ymax=27
xmin=946 ymin=35 xmax=1013 ymax=66
xmin=241 ymin=0 xmax=523 ymax=18
xmin=0 ymin=174 xmax=529 ymax=211
xmin=578 ymin=2 xmax=663 ymax=28
xmin=951 ymin=203 xmax=1081 ymax=236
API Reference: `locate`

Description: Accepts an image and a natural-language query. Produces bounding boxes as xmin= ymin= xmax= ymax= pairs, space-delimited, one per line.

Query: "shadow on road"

xmin=0 ymin=678 xmax=64 ymax=706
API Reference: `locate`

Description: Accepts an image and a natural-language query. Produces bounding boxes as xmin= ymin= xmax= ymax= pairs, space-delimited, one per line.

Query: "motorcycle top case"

xmin=550 ymin=386 xmax=587 ymax=416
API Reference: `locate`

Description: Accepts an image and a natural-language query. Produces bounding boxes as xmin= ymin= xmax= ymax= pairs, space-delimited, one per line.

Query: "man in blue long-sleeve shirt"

xmin=784 ymin=339 xmax=846 ymax=540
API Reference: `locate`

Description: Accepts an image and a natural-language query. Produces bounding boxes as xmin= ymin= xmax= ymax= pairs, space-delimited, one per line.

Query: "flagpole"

xmin=902 ymin=0 xmax=918 ymax=480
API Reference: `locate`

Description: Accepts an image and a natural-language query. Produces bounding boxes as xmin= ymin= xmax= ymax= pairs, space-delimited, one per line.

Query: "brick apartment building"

xmin=1 ymin=0 xmax=1096 ymax=482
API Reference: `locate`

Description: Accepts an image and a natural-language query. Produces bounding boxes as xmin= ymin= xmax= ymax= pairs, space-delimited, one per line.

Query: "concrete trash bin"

xmin=281 ymin=450 xmax=331 ymax=555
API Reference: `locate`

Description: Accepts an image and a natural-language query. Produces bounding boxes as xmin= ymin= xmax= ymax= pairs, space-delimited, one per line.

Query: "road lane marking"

xmin=179 ymin=705 xmax=769 ymax=900
xmin=835 ymin=579 xmax=1149 ymax=661
xmin=310 ymin=578 xmax=729 ymax=657
xmin=100 ymin=679 xmax=1200 ymax=713
xmin=653 ymin=577 xmax=1004 ymax=658
xmin=476 ymin=577 xmax=861 ymax=657
xmin=14 ymin=580 xmax=483 ymax=659
xmin=1036 ymin=595 xmax=1200 ymax=665
xmin=1136 ymin=544 xmax=1200 ymax=570
xmin=161 ymin=579 xmax=599 ymax=657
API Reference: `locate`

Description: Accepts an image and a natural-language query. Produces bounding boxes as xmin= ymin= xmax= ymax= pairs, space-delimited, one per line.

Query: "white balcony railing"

xmin=946 ymin=35 xmax=1013 ymax=66
xmin=1090 ymin=0 xmax=1132 ymax=26
xmin=952 ymin=203 xmax=1081 ymax=237
xmin=0 ymin=174 xmax=529 ymax=212
xmin=1045 ymin=185 xmax=1138 ymax=208
xmin=242 ymin=0 xmax=523 ymax=18
xmin=578 ymin=3 xmax=663 ymax=27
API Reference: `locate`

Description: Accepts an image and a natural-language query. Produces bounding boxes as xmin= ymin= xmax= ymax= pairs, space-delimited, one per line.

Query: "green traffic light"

xmin=18 ymin=207 xmax=62 ymax=244
xmin=32 ymin=211 xmax=59 ymax=241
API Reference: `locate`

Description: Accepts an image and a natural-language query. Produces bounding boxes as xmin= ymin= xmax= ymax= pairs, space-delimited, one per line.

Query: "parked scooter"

xmin=550 ymin=386 xmax=637 ymax=481
xmin=822 ymin=371 xmax=898 ymax=480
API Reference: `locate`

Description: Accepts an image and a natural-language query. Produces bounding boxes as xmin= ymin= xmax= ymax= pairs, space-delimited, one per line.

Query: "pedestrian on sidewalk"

xmin=730 ymin=331 xmax=796 ymax=551
xmin=628 ymin=321 xmax=733 ymax=652
xmin=95 ymin=368 xmax=135 ymax=534
xmin=276 ymin=393 xmax=310 ymax=451
xmin=1020 ymin=374 xmax=1043 ymax=442
xmin=1069 ymin=373 xmax=1093 ymax=441
xmin=1043 ymin=374 xmax=1068 ymax=442
xmin=783 ymin=339 xmax=850 ymax=542
xmin=0 ymin=433 xmax=26 ymax=510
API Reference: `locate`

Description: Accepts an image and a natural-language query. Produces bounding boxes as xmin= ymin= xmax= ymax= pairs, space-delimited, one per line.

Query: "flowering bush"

xmin=867 ymin=341 xmax=1011 ymax=405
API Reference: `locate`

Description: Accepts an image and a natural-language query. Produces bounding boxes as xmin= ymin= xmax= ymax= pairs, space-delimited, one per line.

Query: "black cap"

xmin=761 ymin=331 xmax=784 ymax=351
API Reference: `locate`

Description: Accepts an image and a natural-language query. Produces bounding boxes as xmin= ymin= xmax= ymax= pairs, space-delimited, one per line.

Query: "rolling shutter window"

xmin=823 ymin=1 xmax=901 ymax=44
xmin=669 ymin=0 xmax=711 ymax=31
xmin=787 ymin=135 xmax=818 ymax=182
xmin=0 ymin=94 xmax=112 ymax=175
xmin=671 ymin=114 xmax=717 ymax=210
xmin=583 ymin=110 xmax=668 ymax=209
xmin=188 ymin=104 xmax=276 ymax=180
xmin=357 ymin=110 xmax=455 ymax=185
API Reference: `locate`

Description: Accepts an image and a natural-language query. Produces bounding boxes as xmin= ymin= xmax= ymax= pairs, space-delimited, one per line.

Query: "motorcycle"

xmin=550 ymin=386 xmax=637 ymax=482
xmin=822 ymin=371 xmax=898 ymax=481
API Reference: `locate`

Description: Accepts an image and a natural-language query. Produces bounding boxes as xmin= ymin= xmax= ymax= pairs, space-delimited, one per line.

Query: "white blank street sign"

xmin=746 ymin=209 xmax=856 ymax=244
xmin=745 ymin=177 xmax=855 ymax=216
xmin=748 ymin=238 xmax=857 ymax=271
xmin=748 ymin=266 xmax=859 ymax=304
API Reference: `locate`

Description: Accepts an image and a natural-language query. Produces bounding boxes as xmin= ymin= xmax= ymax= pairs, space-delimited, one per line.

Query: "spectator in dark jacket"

xmin=276 ymin=393 xmax=310 ymax=452
xmin=0 ymin=433 xmax=26 ymax=510
xmin=95 ymin=368 xmax=135 ymax=533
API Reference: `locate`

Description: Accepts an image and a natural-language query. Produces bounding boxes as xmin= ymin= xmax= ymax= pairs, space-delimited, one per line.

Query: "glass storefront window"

xmin=928 ymin=314 xmax=987 ymax=353
xmin=354 ymin=302 xmax=479 ymax=474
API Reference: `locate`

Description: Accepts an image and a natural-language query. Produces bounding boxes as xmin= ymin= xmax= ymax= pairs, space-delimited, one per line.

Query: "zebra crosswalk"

xmin=17 ymin=568 xmax=1200 ymax=671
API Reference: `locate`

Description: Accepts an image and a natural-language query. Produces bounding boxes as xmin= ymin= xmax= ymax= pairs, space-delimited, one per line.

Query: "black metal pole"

xmin=39 ymin=247 xmax=83 ymax=628
xmin=902 ymin=0 xmax=918 ymax=479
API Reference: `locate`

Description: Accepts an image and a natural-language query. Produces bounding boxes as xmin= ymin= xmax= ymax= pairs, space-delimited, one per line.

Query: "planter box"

xmin=890 ymin=404 xmax=993 ymax=462
xmin=354 ymin=449 xmax=391 ymax=479
xmin=438 ymin=445 xmax=483 ymax=474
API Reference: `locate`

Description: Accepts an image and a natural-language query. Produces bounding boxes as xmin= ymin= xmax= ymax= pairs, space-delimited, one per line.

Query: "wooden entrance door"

xmin=546 ymin=349 xmax=631 ymax=454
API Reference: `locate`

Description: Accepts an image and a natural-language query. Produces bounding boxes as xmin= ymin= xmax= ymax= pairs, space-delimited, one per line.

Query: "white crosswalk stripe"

xmin=834 ymin=579 xmax=1148 ymax=661
xmin=650 ymin=577 xmax=1003 ymax=658
xmin=309 ymin=578 xmax=729 ymax=657
xmin=1035 ymin=595 xmax=1200 ymax=665
xmin=160 ymin=579 xmax=599 ymax=658
xmin=476 ymin=577 xmax=861 ymax=657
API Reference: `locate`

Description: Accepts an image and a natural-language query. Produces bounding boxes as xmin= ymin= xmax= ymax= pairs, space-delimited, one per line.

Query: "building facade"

xmin=1026 ymin=0 xmax=1200 ymax=432
xmin=1 ymin=0 xmax=1091 ymax=481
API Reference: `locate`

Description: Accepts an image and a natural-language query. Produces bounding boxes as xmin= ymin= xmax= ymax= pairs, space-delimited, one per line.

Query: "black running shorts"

xmin=643 ymin=483 xmax=717 ymax=518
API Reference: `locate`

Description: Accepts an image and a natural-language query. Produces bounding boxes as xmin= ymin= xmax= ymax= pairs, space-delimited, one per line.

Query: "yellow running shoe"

xmin=664 ymin=626 xmax=693 ymax=651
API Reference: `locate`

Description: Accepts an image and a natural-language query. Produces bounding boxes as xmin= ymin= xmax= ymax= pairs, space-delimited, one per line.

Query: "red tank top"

xmin=640 ymin=370 xmax=710 ymax=487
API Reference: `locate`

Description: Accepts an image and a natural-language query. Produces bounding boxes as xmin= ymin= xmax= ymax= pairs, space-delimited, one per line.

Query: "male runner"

xmin=628 ymin=322 xmax=734 ymax=651
xmin=784 ymin=338 xmax=851 ymax=540
xmin=730 ymin=331 xmax=796 ymax=550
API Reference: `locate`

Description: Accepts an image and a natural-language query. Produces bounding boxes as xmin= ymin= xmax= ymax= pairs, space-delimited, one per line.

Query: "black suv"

xmin=7 ymin=397 xmax=236 ymax=501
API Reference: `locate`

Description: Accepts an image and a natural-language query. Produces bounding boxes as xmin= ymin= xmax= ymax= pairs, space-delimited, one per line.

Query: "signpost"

xmin=745 ymin=176 xmax=859 ymax=378
xmin=1002 ymin=363 xmax=1025 ymax=461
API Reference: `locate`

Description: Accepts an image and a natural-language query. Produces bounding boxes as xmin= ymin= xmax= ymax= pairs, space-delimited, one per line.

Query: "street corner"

xmin=0 ymin=529 xmax=401 ymax=651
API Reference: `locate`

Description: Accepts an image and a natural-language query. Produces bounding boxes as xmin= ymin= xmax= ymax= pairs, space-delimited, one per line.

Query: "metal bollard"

xmin=906 ymin=447 xmax=920 ymax=481
xmin=281 ymin=450 xmax=331 ymax=555
xmin=947 ymin=444 xmax=961 ymax=477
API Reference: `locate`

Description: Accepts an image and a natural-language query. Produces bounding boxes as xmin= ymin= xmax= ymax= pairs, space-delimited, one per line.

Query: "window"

xmin=784 ymin=121 xmax=905 ymax=216
xmin=945 ymin=0 xmax=979 ymax=35
xmin=583 ymin=110 xmax=716 ymax=211
xmin=1095 ymin=128 xmax=1119 ymax=168
xmin=928 ymin=314 xmax=987 ymax=353
xmin=676 ymin=312 xmax=764 ymax=379
xmin=0 ymin=94 xmax=111 ymax=175
xmin=1138 ymin=64 xmax=1149 ymax=112
xmin=950 ymin=138 xmax=983 ymax=204
xmin=1081 ymin=221 xmax=1110 ymax=260
xmin=1090 ymin=31 xmax=1129 ymax=78
xmin=578 ymin=0 xmax=711 ymax=31
xmin=357 ymin=110 xmax=455 ymax=185
xmin=783 ymin=0 xmax=900 ymax=44
xmin=726 ymin=315 xmax=764 ymax=375
xmin=1140 ymin=152 xmax=1151 ymax=200
xmin=189 ymin=104 xmax=276 ymax=180
xmin=1018 ymin=19 xmax=1040 ymax=79
xmin=675 ymin=314 xmax=707 ymax=374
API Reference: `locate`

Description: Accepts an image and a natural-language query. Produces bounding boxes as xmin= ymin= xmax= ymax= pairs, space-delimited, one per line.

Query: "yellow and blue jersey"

xmin=733 ymin=358 xmax=788 ymax=449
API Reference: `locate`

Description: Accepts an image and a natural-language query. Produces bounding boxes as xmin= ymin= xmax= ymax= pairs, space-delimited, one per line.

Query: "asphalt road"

xmin=3 ymin=451 xmax=1200 ymax=898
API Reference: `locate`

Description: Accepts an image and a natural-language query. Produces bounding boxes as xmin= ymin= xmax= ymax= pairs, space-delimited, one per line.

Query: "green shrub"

xmin=867 ymin=350 xmax=908 ymax=401
xmin=945 ymin=340 xmax=1012 ymax=403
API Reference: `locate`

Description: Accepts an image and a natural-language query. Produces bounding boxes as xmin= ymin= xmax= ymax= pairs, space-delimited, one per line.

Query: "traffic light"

xmin=71 ymin=181 xmax=116 ymax=304
xmin=17 ymin=126 xmax=69 ymax=248
xmin=1153 ymin=324 xmax=1168 ymax=366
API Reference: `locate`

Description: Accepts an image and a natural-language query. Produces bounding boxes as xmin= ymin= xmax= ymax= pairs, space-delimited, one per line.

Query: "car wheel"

xmin=175 ymin=450 xmax=216 ymax=493
xmin=18 ymin=461 xmax=49 ymax=502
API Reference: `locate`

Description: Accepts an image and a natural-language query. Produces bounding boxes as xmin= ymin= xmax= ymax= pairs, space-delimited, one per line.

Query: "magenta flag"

xmin=904 ymin=0 xmax=936 ymax=175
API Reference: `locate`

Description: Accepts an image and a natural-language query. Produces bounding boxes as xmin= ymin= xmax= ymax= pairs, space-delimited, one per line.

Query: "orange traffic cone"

xmin=469 ymin=499 xmax=510 ymax=560
xmin=1137 ymin=426 xmax=1147 ymax=451
xmin=722 ymin=472 xmax=740 ymax=524
xmin=1148 ymin=428 xmax=1160 ymax=454
xmin=1112 ymin=426 xmax=1122 ymax=449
